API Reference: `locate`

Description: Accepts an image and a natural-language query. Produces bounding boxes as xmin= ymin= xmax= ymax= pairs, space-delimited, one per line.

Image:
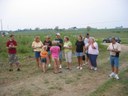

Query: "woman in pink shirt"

xmin=50 ymin=41 xmax=61 ymax=74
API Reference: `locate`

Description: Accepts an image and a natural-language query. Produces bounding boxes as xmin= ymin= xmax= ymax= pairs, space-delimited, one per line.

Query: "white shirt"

xmin=84 ymin=38 xmax=89 ymax=47
xmin=107 ymin=42 xmax=121 ymax=56
xmin=88 ymin=42 xmax=99 ymax=55
xmin=32 ymin=41 xmax=43 ymax=52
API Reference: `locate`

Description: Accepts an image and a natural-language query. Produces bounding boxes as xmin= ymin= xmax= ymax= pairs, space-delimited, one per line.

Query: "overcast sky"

xmin=0 ymin=0 xmax=128 ymax=30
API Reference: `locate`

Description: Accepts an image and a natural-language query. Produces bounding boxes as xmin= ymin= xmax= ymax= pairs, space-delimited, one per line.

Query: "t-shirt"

xmin=107 ymin=42 xmax=121 ymax=56
xmin=55 ymin=38 xmax=63 ymax=50
xmin=50 ymin=46 xmax=60 ymax=58
xmin=88 ymin=42 xmax=99 ymax=55
xmin=84 ymin=38 xmax=89 ymax=47
xmin=6 ymin=39 xmax=17 ymax=54
xmin=40 ymin=50 xmax=48 ymax=58
xmin=64 ymin=41 xmax=72 ymax=53
xmin=32 ymin=41 xmax=43 ymax=52
xmin=43 ymin=40 xmax=52 ymax=51
xmin=75 ymin=40 xmax=85 ymax=52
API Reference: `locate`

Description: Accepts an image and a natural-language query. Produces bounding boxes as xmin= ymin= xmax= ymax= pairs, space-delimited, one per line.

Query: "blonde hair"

xmin=90 ymin=37 xmax=96 ymax=42
xmin=34 ymin=36 xmax=40 ymax=41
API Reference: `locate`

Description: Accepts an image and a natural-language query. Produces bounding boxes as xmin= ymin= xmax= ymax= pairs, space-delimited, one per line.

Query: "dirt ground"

xmin=0 ymin=44 xmax=128 ymax=96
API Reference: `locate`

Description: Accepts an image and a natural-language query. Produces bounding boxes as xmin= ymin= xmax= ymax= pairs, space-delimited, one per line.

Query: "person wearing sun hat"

xmin=54 ymin=33 xmax=63 ymax=69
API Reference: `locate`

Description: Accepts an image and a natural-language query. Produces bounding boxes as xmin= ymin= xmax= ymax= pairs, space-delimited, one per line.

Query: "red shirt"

xmin=6 ymin=40 xmax=17 ymax=54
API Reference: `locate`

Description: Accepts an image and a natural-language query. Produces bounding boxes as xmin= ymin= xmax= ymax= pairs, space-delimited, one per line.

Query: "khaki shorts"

xmin=65 ymin=51 xmax=72 ymax=63
xmin=8 ymin=54 xmax=19 ymax=65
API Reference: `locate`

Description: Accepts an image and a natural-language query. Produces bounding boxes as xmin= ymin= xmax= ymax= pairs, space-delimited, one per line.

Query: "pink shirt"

xmin=50 ymin=46 xmax=60 ymax=58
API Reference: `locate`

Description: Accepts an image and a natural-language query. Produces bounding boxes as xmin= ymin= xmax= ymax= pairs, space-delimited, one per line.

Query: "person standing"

xmin=63 ymin=36 xmax=72 ymax=70
xmin=75 ymin=35 xmax=85 ymax=70
xmin=32 ymin=36 xmax=43 ymax=68
xmin=50 ymin=41 xmax=61 ymax=74
xmin=40 ymin=46 xmax=48 ymax=73
xmin=83 ymin=33 xmax=90 ymax=65
xmin=6 ymin=34 xmax=20 ymax=71
xmin=43 ymin=36 xmax=52 ymax=67
xmin=107 ymin=37 xmax=121 ymax=80
xmin=88 ymin=37 xmax=99 ymax=71
xmin=55 ymin=33 xmax=63 ymax=69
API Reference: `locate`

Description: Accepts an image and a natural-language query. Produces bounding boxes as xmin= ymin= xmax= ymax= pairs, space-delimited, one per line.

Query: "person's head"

xmin=64 ymin=36 xmax=69 ymax=42
xmin=78 ymin=35 xmax=83 ymax=41
xmin=89 ymin=37 xmax=95 ymax=44
xmin=86 ymin=33 xmax=90 ymax=38
xmin=52 ymin=41 xmax=57 ymax=46
xmin=42 ymin=45 xmax=47 ymax=51
xmin=10 ymin=34 xmax=14 ymax=40
xmin=56 ymin=33 xmax=61 ymax=38
xmin=45 ymin=35 xmax=51 ymax=41
xmin=111 ymin=37 xmax=116 ymax=44
xmin=34 ymin=36 xmax=40 ymax=42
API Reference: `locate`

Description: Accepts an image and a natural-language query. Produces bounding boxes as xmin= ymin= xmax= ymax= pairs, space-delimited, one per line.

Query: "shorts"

xmin=35 ymin=51 xmax=40 ymax=58
xmin=52 ymin=57 xmax=59 ymax=62
xmin=65 ymin=51 xmax=72 ymax=63
xmin=41 ymin=58 xmax=47 ymax=63
xmin=82 ymin=55 xmax=85 ymax=60
xmin=110 ymin=56 xmax=119 ymax=67
xmin=8 ymin=54 xmax=19 ymax=65
xmin=59 ymin=51 xmax=63 ymax=60
xmin=48 ymin=51 xmax=51 ymax=55
xmin=76 ymin=52 xmax=83 ymax=57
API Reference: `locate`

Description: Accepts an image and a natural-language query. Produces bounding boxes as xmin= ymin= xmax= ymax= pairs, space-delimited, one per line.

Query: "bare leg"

xmin=36 ymin=58 xmax=40 ymax=68
xmin=114 ymin=67 xmax=118 ymax=74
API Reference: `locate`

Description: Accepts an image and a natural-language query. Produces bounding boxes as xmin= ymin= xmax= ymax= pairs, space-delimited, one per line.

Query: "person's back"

xmin=50 ymin=46 xmax=60 ymax=59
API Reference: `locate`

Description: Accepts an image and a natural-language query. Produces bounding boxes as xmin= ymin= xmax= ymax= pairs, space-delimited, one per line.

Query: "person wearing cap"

xmin=6 ymin=34 xmax=20 ymax=71
xmin=88 ymin=37 xmax=99 ymax=71
xmin=107 ymin=37 xmax=121 ymax=80
xmin=40 ymin=46 xmax=48 ymax=73
xmin=83 ymin=33 xmax=90 ymax=65
xmin=55 ymin=33 xmax=63 ymax=69
xmin=43 ymin=36 xmax=52 ymax=67
xmin=32 ymin=36 xmax=43 ymax=68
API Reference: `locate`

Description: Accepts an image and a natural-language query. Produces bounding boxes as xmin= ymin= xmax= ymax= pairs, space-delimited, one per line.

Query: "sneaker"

xmin=48 ymin=64 xmax=51 ymax=67
xmin=83 ymin=63 xmax=86 ymax=66
xmin=59 ymin=65 xmax=62 ymax=69
xmin=17 ymin=68 xmax=21 ymax=71
xmin=80 ymin=67 xmax=83 ymax=70
xmin=94 ymin=67 xmax=97 ymax=71
xmin=77 ymin=66 xmax=80 ymax=69
xmin=85 ymin=62 xmax=88 ymax=65
xmin=109 ymin=72 xmax=115 ymax=78
xmin=114 ymin=74 xmax=119 ymax=80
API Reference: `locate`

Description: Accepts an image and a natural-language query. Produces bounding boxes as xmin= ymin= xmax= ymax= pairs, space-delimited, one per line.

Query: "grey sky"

xmin=0 ymin=0 xmax=128 ymax=30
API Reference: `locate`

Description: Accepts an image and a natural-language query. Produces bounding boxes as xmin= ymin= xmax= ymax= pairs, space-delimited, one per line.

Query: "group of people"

xmin=6 ymin=32 xmax=121 ymax=79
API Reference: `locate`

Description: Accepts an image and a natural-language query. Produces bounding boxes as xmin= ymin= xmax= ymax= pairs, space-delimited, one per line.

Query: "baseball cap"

xmin=56 ymin=33 xmax=60 ymax=36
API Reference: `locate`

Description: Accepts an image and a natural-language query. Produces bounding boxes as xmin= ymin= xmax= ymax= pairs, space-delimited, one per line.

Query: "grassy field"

xmin=0 ymin=29 xmax=128 ymax=96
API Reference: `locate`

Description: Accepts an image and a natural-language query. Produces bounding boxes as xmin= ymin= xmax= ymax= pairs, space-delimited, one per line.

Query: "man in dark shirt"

xmin=6 ymin=35 xmax=20 ymax=71
xmin=55 ymin=33 xmax=63 ymax=68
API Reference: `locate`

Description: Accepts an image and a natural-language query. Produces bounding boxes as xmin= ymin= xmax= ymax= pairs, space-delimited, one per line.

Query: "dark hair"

xmin=79 ymin=35 xmax=83 ymax=40
xmin=10 ymin=34 xmax=14 ymax=37
xmin=111 ymin=37 xmax=116 ymax=41
xmin=64 ymin=36 xmax=69 ymax=41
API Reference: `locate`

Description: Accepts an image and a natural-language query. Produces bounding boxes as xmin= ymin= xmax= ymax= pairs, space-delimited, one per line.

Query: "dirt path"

xmin=0 ymin=44 xmax=128 ymax=96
